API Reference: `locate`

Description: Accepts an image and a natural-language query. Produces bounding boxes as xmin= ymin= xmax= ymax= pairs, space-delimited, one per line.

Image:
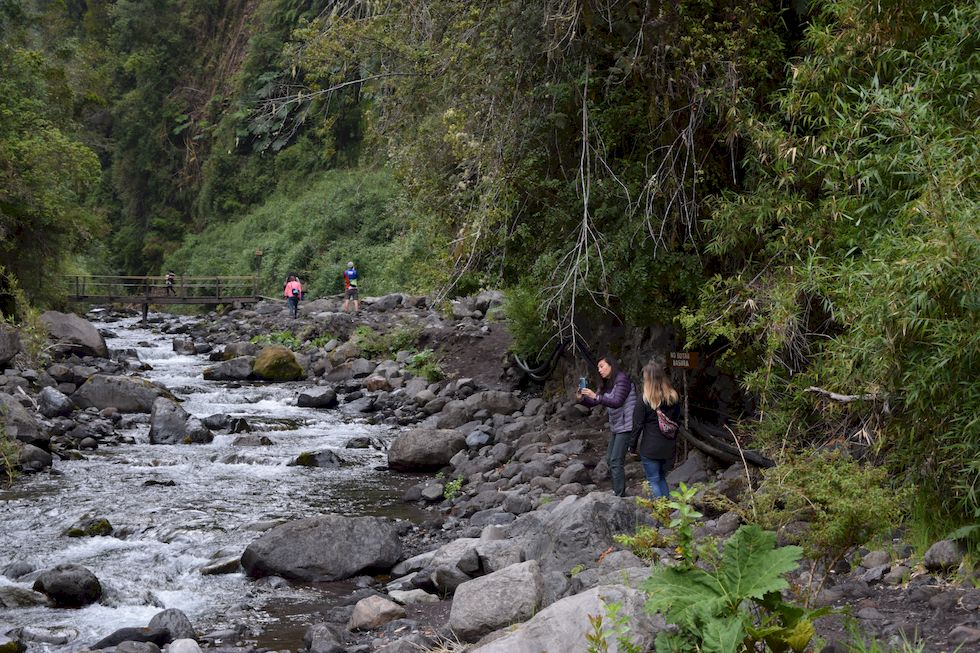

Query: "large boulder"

xmin=241 ymin=515 xmax=402 ymax=581
xmin=72 ymin=375 xmax=172 ymax=413
xmin=0 ymin=325 xmax=20 ymax=369
xmin=506 ymin=493 xmax=646 ymax=574
xmin=348 ymin=595 xmax=406 ymax=631
xmin=32 ymin=564 xmax=102 ymax=608
xmin=147 ymin=608 xmax=196 ymax=641
xmin=463 ymin=390 xmax=522 ymax=415
xmin=470 ymin=584 xmax=662 ymax=653
xmin=40 ymin=311 xmax=109 ymax=358
xmin=449 ymin=561 xmax=544 ymax=641
xmin=252 ymin=346 xmax=304 ymax=382
xmin=202 ymin=356 xmax=254 ymax=381
xmin=148 ymin=397 xmax=213 ymax=445
xmin=0 ymin=393 xmax=45 ymax=446
xmin=387 ymin=428 xmax=467 ymax=471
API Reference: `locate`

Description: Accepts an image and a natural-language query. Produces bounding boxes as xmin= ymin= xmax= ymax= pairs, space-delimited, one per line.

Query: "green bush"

xmin=250 ymin=331 xmax=301 ymax=350
xmin=350 ymin=324 xmax=421 ymax=359
xmin=405 ymin=348 xmax=446 ymax=383
xmin=754 ymin=451 xmax=906 ymax=570
xmin=503 ymin=285 xmax=552 ymax=360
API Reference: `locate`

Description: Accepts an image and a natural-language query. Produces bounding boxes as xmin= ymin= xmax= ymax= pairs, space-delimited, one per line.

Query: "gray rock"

xmin=948 ymin=626 xmax=980 ymax=647
xmin=464 ymin=390 xmax=522 ymax=415
xmin=468 ymin=584 xmax=662 ymax=653
xmin=304 ymin=623 xmax=345 ymax=653
xmin=388 ymin=589 xmax=439 ymax=605
xmin=149 ymin=397 xmax=213 ymax=445
xmin=172 ymin=339 xmax=196 ymax=356
xmin=32 ymin=564 xmax=102 ymax=608
xmin=241 ymin=514 xmax=402 ymax=581
xmin=290 ymin=450 xmax=347 ymax=468
xmin=0 ymin=585 xmax=51 ymax=608
xmin=165 ymin=640 xmax=203 ymax=653
xmin=924 ymin=539 xmax=964 ymax=571
xmin=666 ymin=450 xmax=712 ymax=486
xmin=860 ymin=564 xmax=890 ymax=583
xmin=388 ymin=428 xmax=467 ymax=471
xmin=429 ymin=565 xmax=471 ymax=594
xmin=38 ymin=386 xmax=74 ymax=418
xmin=202 ymin=356 xmax=254 ymax=381
xmin=0 ymin=325 xmax=20 ymax=369
xmin=147 ymin=608 xmax=195 ymax=640
xmin=297 ymin=387 xmax=338 ymax=408
xmin=0 ymin=392 xmax=44 ymax=446
xmin=861 ymin=550 xmax=890 ymax=568
xmin=40 ymin=311 xmax=109 ymax=358
xmin=450 ymin=560 xmax=544 ymax=641
xmin=17 ymin=443 xmax=52 ymax=472
xmin=348 ymin=595 xmax=406 ymax=630
xmin=73 ymin=374 xmax=172 ymax=413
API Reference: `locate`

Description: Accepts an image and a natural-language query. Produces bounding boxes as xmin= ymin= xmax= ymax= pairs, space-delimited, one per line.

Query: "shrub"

xmin=442 ymin=476 xmax=463 ymax=500
xmin=753 ymin=450 xmax=906 ymax=571
xmin=405 ymin=348 xmax=445 ymax=383
xmin=250 ymin=331 xmax=301 ymax=350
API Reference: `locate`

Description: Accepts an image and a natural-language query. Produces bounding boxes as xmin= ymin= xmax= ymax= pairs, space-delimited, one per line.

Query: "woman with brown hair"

xmin=629 ymin=361 xmax=681 ymax=497
xmin=577 ymin=355 xmax=636 ymax=497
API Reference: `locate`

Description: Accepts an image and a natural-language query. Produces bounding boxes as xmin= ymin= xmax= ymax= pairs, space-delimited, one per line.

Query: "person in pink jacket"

xmin=283 ymin=275 xmax=302 ymax=319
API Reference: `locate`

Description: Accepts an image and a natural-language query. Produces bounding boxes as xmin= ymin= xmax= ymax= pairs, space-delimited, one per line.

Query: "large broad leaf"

xmin=717 ymin=525 xmax=802 ymax=606
xmin=701 ymin=615 xmax=746 ymax=653
xmin=643 ymin=566 xmax=726 ymax=627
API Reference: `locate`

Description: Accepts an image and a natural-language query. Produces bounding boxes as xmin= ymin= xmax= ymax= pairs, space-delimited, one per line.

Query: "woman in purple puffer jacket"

xmin=577 ymin=355 xmax=636 ymax=497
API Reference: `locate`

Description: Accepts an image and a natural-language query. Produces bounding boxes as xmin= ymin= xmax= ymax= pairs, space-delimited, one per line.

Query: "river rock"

xmin=90 ymin=627 xmax=170 ymax=650
xmin=40 ymin=311 xmax=109 ymax=358
xmin=290 ymin=450 xmax=347 ymax=468
xmin=297 ymin=387 xmax=338 ymax=408
xmin=348 ymin=595 xmax=406 ymax=631
xmin=202 ymin=356 xmax=254 ymax=381
xmin=0 ymin=392 xmax=44 ymax=446
xmin=241 ymin=514 xmax=402 ymax=581
xmin=148 ymin=397 xmax=213 ymax=445
xmin=165 ymin=640 xmax=203 ymax=653
xmin=387 ymin=428 xmax=467 ymax=471
xmin=0 ymin=325 xmax=21 ymax=369
xmin=252 ymin=346 xmax=304 ymax=381
xmin=0 ymin=635 xmax=24 ymax=653
xmin=468 ymin=584 xmax=662 ymax=653
xmin=172 ymin=339 xmax=196 ymax=355
xmin=304 ymin=623 xmax=345 ymax=653
xmin=38 ymin=386 xmax=74 ymax=418
xmin=17 ymin=443 xmax=52 ymax=472
xmin=449 ymin=560 xmax=544 ymax=641
xmin=73 ymin=374 xmax=172 ymax=413
xmin=147 ymin=608 xmax=196 ymax=640
xmin=0 ymin=585 xmax=51 ymax=608
xmin=32 ymin=563 xmax=102 ymax=608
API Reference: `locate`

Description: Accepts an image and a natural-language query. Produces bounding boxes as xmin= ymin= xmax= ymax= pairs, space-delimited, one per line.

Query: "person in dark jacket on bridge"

xmin=577 ymin=355 xmax=636 ymax=497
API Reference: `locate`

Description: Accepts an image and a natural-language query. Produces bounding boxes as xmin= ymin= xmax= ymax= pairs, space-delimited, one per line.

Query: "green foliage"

xmin=0 ymin=420 xmax=18 ymax=486
xmin=165 ymin=169 xmax=433 ymax=297
xmin=405 ymin=349 xmax=445 ymax=383
xmin=0 ymin=23 xmax=105 ymax=302
xmin=614 ymin=496 xmax=673 ymax=560
xmin=350 ymin=324 xmax=422 ymax=359
xmin=585 ymin=601 xmax=642 ymax=653
xmin=680 ymin=0 xmax=980 ymax=538
xmin=644 ymin=524 xmax=826 ymax=653
xmin=666 ymin=483 xmax=704 ymax=563
xmin=503 ymin=285 xmax=552 ymax=360
xmin=442 ymin=476 xmax=463 ymax=501
xmin=250 ymin=331 xmax=301 ymax=351
xmin=753 ymin=451 xmax=906 ymax=568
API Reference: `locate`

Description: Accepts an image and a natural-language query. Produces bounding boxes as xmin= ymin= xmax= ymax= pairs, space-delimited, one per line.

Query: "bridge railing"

xmin=64 ymin=275 xmax=260 ymax=300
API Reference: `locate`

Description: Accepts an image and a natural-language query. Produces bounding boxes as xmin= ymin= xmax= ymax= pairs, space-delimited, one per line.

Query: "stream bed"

xmin=0 ymin=314 xmax=423 ymax=651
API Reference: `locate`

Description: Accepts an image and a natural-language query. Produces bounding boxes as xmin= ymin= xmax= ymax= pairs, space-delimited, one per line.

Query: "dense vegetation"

xmin=1 ymin=0 xmax=976 ymax=544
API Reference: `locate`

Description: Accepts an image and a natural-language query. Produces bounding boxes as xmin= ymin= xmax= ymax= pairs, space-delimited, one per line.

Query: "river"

xmin=0 ymin=313 xmax=422 ymax=651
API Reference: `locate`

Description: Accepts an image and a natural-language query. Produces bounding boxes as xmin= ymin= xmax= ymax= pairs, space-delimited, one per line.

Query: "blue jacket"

xmin=581 ymin=371 xmax=636 ymax=433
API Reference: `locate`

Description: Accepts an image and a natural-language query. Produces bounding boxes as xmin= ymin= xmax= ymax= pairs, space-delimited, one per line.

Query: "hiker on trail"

xmin=283 ymin=275 xmax=302 ymax=319
xmin=577 ymin=355 xmax=636 ymax=497
xmin=629 ymin=361 xmax=681 ymax=498
xmin=342 ymin=261 xmax=360 ymax=313
xmin=165 ymin=270 xmax=176 ymax=296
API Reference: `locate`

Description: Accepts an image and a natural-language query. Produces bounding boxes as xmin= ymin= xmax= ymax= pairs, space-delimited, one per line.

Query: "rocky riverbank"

xmin=1 ymin=294 xmax=978 ymax=653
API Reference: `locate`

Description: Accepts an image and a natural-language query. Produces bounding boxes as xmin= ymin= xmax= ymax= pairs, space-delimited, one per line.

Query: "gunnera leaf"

xmin=717 ymin=524 xmax=802 ymax=606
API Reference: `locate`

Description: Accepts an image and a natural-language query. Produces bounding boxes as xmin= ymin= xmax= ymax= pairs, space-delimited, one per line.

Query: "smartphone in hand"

xmin=578 ymin=377 xmax=587 ymax=390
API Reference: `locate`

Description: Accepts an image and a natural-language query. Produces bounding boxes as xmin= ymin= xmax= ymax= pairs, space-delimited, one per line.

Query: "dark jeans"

xmin=606 ymin=431 xmax=631 ymax=496
xmin=287 ymin=296 xmax=298 ymax=318
xmin=640 ymin=456 xmax=671 ymax=498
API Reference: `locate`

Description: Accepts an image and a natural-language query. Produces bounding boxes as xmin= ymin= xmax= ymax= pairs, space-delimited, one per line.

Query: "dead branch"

xmin=805 ymin=387 xmax=882 ymax=403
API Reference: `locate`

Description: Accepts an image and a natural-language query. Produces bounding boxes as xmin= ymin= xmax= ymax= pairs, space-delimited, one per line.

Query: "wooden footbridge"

xmin=64 ymin=275 xmax=263 ymax=320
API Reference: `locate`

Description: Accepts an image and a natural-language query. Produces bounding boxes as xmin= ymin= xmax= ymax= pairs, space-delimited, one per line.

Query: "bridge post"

xmin=142 ymin=302 xmax=148 ymax=323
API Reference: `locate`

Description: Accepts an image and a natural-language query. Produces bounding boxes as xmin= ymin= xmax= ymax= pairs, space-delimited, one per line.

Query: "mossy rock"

xmin=252 ymin=346 xmax=304 ymax=382
xmin=65 ymin=517 xmax=113 ymax=538
xmin=294 ymin=451 xmax=317 ymax=467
